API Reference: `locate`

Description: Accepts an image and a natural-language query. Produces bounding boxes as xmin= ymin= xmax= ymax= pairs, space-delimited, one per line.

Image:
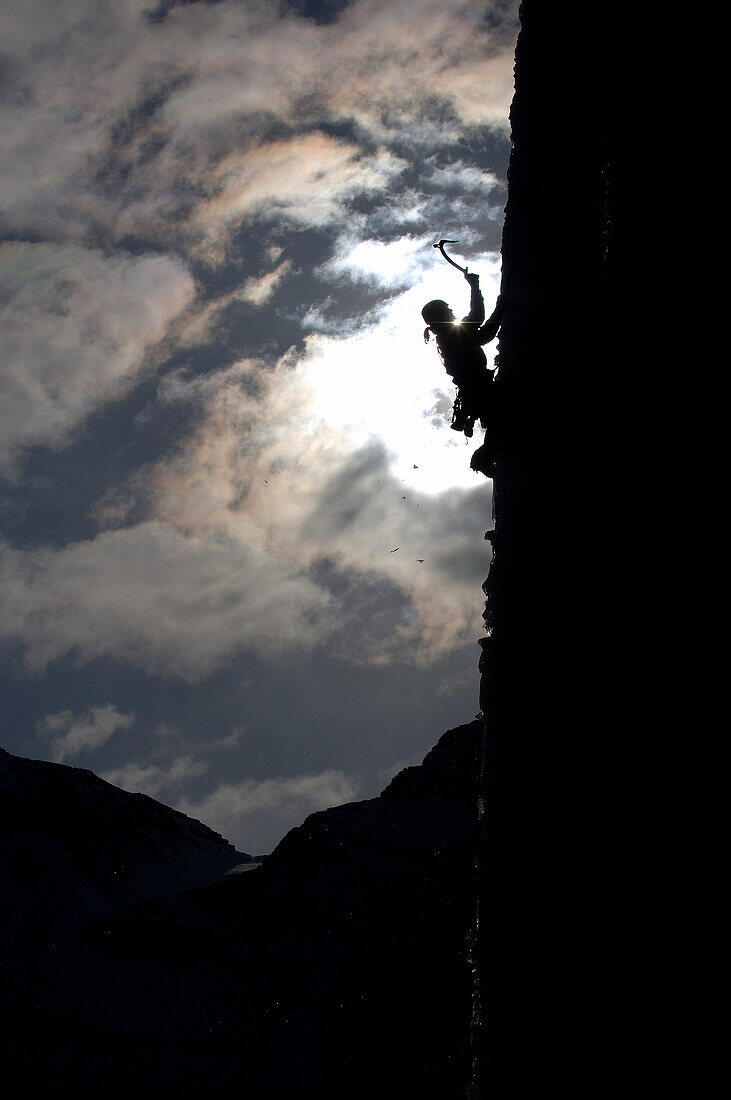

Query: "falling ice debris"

xmin=391 ymin=547 xmax=400 ymax=553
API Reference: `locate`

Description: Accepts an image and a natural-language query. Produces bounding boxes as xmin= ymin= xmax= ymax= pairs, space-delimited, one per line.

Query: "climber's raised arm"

xmin=462 ymin=271 xmax=485 ymax=326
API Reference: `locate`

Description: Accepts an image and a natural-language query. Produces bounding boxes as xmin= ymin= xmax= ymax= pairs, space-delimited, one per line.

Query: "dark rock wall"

xmin=473 ymin=3 xmax=631 ymax=1096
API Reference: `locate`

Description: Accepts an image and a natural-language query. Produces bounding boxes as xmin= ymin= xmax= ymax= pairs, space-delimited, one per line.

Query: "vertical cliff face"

xmin=473 ymin=3 xmax=627 ymax=1096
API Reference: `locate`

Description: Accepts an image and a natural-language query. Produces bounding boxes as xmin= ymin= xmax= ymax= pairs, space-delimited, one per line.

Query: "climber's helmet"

xmin=421 ymin=299 xmax=455 ymax=326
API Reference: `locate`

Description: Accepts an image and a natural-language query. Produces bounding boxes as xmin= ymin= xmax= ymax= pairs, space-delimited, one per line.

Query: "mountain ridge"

xmin=2 ymin=720 xmax=482 ymax=1097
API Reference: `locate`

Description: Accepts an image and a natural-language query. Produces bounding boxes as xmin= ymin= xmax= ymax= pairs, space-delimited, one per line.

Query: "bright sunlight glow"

xmin=304 ymin=245 xmax=501 ymax=494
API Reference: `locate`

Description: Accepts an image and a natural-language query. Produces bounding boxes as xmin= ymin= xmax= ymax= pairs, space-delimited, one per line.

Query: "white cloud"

xmin=208 ymin=728 xmax=244 ymax=750
xmin=193 ymin=135 xmax=406 ymax=257
xmin=102 ymin=754 xmax=208 ymax=798
xmin=238 ymin=260 xmax=293 ymax=307
xmin=0 ymin=0 xmax=517 ymax=250
xmin=0 ymin=519 xmax=335 ymax=681
xmin=37 ymin=703 xmax=135 ymax=763
xmin=321 ymin=234 xmax=433 ymax=288
xmin=178 ymin=769 xmax=359 ymax=853
xmin=428 ymin=164 xmax=502 ymax=193
xmin=143 ymin=340 xmax=493 ymax=640
xmin=0 ymin=242 xmax=194 ymax=474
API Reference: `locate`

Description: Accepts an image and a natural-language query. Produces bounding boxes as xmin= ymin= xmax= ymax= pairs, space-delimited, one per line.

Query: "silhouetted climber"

xmin=422 ymin=269 xmax=507 ymax=475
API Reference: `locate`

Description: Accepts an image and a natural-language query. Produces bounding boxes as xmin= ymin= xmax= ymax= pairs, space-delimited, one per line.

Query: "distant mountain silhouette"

xmin=2 ymin=723 xmax=481 ymax=1097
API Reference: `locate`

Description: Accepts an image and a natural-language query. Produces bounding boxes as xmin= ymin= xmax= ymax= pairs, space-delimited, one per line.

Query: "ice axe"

xmin=433 ymin=239 xmax=469 ymax=277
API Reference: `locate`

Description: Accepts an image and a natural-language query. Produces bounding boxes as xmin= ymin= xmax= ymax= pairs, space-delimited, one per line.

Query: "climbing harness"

xmin=451 ymin=393 xmax=476 ymax=438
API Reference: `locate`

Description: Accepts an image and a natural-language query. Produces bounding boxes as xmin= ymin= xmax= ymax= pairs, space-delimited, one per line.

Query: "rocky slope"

xmin=2 ymin=721 xmax=482 ymax=1098
xmin=0 ymin=746 xmax=252 ymax=900
xmin=1 ymin=746 xmax=255 ymax=1094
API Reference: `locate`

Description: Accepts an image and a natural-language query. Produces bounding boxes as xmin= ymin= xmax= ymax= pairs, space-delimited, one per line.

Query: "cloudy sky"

xmin=1 ymin=0 xmax=520 ymax=854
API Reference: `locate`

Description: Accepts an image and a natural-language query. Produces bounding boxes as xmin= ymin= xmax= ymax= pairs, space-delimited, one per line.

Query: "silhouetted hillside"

xmin=2 ymin=722 xmax=482 ymax=1098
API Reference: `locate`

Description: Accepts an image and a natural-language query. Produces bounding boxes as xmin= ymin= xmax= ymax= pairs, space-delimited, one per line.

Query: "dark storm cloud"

xmin=308 ymin=555 xmax=417 ymax=665
xmin=281 ymin=0 xmax=354 ymax=25
xmin=305 ymin=439 xmax=392 ymax=538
